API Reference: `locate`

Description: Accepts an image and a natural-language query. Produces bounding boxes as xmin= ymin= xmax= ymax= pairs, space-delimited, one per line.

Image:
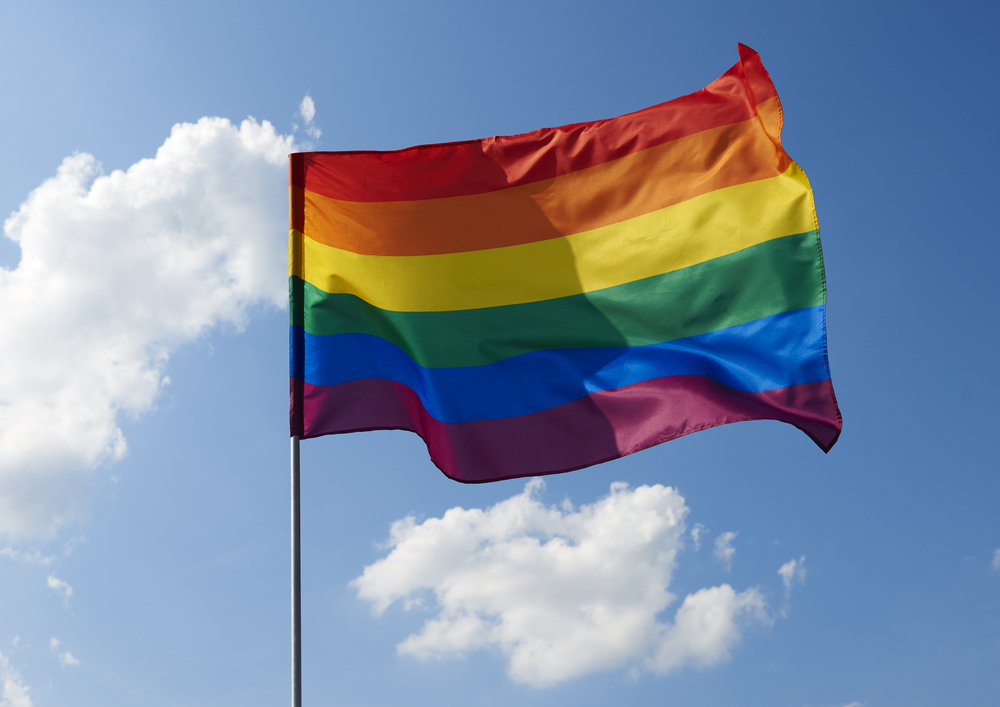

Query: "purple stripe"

xmin=295 ymin=375 xmax=841 ymax=482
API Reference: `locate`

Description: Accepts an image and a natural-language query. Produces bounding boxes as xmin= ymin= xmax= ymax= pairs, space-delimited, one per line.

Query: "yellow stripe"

xmin=292 ymin=163 xmax=816 ymax=312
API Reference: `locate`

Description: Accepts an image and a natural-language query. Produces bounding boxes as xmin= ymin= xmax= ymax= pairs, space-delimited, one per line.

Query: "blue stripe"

xmin=293 ymin=306 xmax=830 ymax=424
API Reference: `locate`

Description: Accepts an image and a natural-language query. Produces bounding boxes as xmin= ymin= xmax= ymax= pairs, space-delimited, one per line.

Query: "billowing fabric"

xmin=288 ymin=43 xmax=842 ymax=482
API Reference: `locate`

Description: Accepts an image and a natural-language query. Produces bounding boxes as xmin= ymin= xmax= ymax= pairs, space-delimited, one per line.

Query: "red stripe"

xmin=289 ymin=44 xmax=778 ymax=203
xmin=294 ymin=375 xmax=841 ymax=483
xmin=738 ymin=42 xmax=779 ymax=108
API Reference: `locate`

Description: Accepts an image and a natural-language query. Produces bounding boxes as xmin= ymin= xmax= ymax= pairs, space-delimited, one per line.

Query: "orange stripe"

xmin=296 ymin=101 xmax=789 ymax=256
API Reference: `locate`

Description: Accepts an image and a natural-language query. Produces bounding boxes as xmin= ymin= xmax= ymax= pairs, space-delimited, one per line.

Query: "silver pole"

xmin=291 ymin=435 xmax=302 ymax=707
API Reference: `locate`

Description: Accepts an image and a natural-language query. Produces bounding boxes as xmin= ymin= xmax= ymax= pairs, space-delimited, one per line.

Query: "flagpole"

xmin=291 ymin=434 xmax=302 ymax=707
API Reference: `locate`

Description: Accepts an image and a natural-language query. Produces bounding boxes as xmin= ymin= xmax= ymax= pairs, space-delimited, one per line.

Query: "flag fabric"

xmin=289 ymin=43 xmax=842 ymax=483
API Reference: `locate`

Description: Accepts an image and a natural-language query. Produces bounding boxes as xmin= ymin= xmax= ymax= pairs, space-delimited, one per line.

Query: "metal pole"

xmin=291 ymin=435 xmax=302 ymax=707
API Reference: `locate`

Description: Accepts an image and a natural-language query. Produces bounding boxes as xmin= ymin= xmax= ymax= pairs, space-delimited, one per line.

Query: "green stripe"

xmin=291 ymin=230 xmax=825 ymax=369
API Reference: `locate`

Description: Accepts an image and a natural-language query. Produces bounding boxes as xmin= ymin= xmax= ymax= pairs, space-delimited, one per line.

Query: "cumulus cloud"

xmin=714 ymin=531 xmax=738 ymax=572
xmin=352 ymin=481 xmax=771 ymax=687
xmin=297 ymin=95 xmax=321 ymax=141
xmin=1 ymin=115 xmax=297 ymax=537
xmin=645 ymin=584 xmax=767 ymax=673
xmin=48 ymin=638 xmax=59 ymax=649
xmin=46 ymin=575 xmax=73 ymax=606
xmin=992 ymin=549 xmax=1000 ymax=572
xmin=58 ymin=652 xmax=79 ymax=667
xmin=0 ymin=651 xmax=33 ymax=707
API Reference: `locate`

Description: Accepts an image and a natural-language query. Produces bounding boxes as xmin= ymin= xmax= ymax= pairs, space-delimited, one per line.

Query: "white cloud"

xmin=778 ymin=555 xmax=807 ymax=598
xmin=46 ymin=575 xmax=73 ymax=606
xmin=50 ymin=638 xmax=79 ymax=666
xmin=992 ymin=549 xmax=1000 ymax=572
xmin=645 ymin=584 xmax=768 ymax=673
xmin=62 ymin=536 xmax=86 ymax=556
xmin=297 ymin=95 xmax=321 ymax=140
xmin=0 ymin=548 xmax=54 ymax=566
xmin=1 ymin=115 xmax=296 ymax=538
xmin=714 ymin=531 xmax=738 ymax=572
xmin=690 ymin=523 xmax=705 ymax=551
xmin=352 ymin=481 xmax=771 ymax=688
xmin=299 ymin=95 xmax=316 ymax=124
xmin=0 ymin=651 xmax=33 ymax=707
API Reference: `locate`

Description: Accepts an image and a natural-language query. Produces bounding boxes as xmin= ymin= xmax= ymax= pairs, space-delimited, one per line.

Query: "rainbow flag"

xmin=289 ymin=44 xmax=842 ymax=482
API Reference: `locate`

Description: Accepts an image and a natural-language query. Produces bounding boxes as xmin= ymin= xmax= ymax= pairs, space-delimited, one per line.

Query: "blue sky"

xmin=1 ymin=1 xmax=998 ymax=705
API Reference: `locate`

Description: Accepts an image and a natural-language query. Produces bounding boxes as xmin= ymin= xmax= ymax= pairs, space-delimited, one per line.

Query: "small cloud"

xmin=63 ymin=536 xmax=86 ymax=556
xmin=644 ymin=584 xmax=770 ymax=674
xmin=46 ymin=575 xmax=73 ymax=606
xmin=10 ymin=637 xmax=19 ymax=649
xmin=0 ymin=650 xmax=33 ymax=706
xmin=690 ymin=523 xmax=705 ymax=551
xmin=1 ymin=547 xmax=54 ymax=566
xmin=50 ymin=637 xmax=80 ymax=667
xmin=992 ymin=549 xmax=1000 ymax=572
xmin=841 ymin=702 xmax=864 ymax=707
xmin=297 ymin=95 xmax=321 ymax=141
xmin=778 ymin=555 xmax=807 ymax=597
xmin=777 ymin=556 xmax=807 ymax=616
xmin=299 ymin=95 xmax=316 ymax=124
xmin=714 ymin=532 xmax=738 ymax=572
